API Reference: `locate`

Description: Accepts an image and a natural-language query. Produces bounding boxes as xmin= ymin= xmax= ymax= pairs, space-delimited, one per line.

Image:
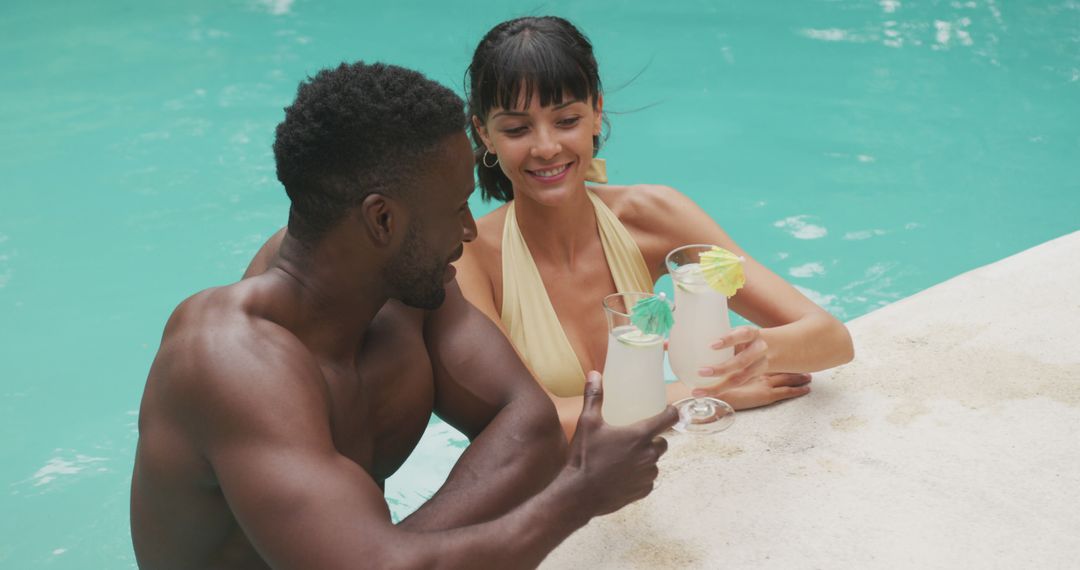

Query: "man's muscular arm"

xmin=400 ymin=280 xmax=566 ymax=531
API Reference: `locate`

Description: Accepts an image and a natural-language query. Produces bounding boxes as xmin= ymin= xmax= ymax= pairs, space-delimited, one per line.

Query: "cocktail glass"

xmin=600 ymin=292 xmax=668 ymax=426
xmin=666 ymin=244 xmax=737 ymax=434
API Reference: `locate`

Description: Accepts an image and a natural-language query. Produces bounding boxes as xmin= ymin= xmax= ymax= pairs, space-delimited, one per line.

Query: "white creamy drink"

xmin=668 ymin=263 xmax=734 ymax=389
xmin=601 ymin=325 xmax=667 ymax=426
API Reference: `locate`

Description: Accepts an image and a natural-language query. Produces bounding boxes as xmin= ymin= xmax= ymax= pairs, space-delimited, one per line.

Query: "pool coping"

xmin=542 ymin=230 xmax=1080 ymax=569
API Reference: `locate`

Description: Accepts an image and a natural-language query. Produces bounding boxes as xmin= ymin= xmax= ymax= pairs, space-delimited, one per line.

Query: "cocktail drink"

xmin=600 ymin=293 xmax=667 ymax=426
xmin=666 ymin=245 xmax=740 ymax=434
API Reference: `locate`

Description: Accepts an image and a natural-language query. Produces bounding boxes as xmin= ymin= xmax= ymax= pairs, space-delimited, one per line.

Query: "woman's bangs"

xmin=486 ymin=38 xmax=595 ymax=114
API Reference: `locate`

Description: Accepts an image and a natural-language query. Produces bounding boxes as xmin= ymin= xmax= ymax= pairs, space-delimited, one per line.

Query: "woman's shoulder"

xmin=470 ymin=202 xmax=512 ymax=252
xmin=459 ymin=201 xmax=511 ymax=276
xmin=589 ymin=183 xmax=699 ymax=233
xmin=454 ymin=202 xmax=509 ymax=319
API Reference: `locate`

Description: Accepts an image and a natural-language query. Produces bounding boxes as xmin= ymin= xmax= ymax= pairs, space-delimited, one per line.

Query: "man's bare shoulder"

xmin=243 ymin=228 xmax=287 ymax=279
xmin=143 ymin=279 xmax=328 ymax=446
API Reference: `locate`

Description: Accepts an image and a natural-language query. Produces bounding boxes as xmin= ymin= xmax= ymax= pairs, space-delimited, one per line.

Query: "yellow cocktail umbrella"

xmin=700 ymin=246 xmax=746 ymax=297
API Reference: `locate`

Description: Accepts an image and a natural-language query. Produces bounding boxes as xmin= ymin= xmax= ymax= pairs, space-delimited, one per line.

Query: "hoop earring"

xmin=482 ymin=149 xmax=499 ymax=168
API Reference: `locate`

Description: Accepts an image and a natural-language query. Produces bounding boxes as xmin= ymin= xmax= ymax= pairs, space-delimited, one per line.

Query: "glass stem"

xmin=691 ymin=397 xmax=713 ymax=417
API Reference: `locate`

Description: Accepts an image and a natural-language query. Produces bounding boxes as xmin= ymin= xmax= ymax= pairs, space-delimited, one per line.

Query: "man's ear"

xmin=359 ymin=193 xmax=403 ymax=247
xmin=472 ymin=115 xmax=494 ymax=152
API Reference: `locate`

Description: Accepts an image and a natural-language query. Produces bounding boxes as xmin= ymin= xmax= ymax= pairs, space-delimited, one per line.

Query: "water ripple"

xmin=253 ymin=0 xmax=294 ymax=16
xmin=790 ymin=262 xmax=827 ymax=278
xmin=844 ymin=229 xmax=888 ymax=240
xmin=774 ymin=215 xmax=828 ymax=240
xmin=20 ymin=452 xmax=109 ymax=491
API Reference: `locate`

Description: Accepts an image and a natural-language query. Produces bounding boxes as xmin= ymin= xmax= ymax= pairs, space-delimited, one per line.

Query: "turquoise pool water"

xmin=2 ymin=0 xmax=1077 ymax=567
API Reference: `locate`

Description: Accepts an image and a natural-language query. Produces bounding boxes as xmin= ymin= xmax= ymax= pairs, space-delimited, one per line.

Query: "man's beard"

xmin=385 ymin=223 xmax=449 ymax=310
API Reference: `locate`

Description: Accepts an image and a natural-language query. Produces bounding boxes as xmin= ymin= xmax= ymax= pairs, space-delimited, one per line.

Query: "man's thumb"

xmin=581 ymin=370 xmax=604 ymax=415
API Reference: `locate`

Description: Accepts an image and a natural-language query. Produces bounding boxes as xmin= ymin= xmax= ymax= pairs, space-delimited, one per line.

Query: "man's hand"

xmin=563 ymin=371 xmax=678 ymax=517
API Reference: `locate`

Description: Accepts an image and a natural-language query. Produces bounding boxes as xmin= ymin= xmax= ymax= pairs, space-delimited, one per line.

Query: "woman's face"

xmin=474 ymin=91 xmax=603 ymax=207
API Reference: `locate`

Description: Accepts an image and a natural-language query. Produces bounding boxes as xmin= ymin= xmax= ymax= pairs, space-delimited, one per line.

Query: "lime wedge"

xmin=675 ymin=280 xmax=707 ymax=294
xmin=615 ymin=329 xmax=662 ymax=347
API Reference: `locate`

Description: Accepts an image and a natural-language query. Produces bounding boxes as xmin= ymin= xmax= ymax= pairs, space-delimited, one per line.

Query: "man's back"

xmin=131 ymin=273 xmax=434 ymax=568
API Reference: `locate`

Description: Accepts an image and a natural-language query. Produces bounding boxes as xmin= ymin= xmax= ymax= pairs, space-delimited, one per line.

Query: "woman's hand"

xmin=692 ymin=326 xmax=769 ymax=395
xmin=690 ymin=326 xmax=812 ymax=408
xmin=708 ymin=372 xmax=812 ymax=410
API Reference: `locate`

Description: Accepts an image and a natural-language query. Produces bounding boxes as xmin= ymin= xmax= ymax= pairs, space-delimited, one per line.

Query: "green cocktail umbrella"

xmin=629 ymin=292 xmax=674 ymax=336
xmin=700 ymin=246 xmax=746 ymax=297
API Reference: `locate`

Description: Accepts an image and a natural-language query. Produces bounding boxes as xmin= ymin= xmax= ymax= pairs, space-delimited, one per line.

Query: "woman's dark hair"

xmin=466 ymin=16 xmax=603 ymax=202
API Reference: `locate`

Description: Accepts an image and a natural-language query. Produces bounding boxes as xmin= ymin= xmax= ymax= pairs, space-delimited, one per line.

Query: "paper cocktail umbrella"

xmin=629 ymin=292 xmax=674 ymax=336
xmin=700 ymin=247 xmax=746 ymax=297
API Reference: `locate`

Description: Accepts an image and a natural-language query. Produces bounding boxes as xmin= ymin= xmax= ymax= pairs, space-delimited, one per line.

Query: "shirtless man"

xmin=130 ymin=62 xmax=677 ymax=569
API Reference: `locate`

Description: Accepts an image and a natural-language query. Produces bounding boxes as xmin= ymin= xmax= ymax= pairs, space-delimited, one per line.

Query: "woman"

xmin=455 ymin=16 xmax=854 ymax=438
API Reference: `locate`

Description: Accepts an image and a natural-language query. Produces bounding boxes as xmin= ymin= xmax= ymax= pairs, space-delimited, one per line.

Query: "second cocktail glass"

xmin=666 ymin=245 xmax=737 ymax=434
xmin=600 ymin=292 xmax=668 ymax=426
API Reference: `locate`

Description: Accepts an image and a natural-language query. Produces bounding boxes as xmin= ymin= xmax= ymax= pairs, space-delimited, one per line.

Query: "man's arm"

xmin=400 ymin=280 xmax=567 ymax=531
xmin=180 ymin=325 xmax=673 ymax=569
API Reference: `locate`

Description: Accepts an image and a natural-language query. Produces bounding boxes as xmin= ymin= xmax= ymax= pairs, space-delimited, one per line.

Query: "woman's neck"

xmin=512 ymin=185 xmax=598 ymax=269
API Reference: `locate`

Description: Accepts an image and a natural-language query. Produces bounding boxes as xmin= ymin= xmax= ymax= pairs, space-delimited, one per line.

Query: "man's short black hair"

xmin=274 ymin=62 xmax=466 ymax=244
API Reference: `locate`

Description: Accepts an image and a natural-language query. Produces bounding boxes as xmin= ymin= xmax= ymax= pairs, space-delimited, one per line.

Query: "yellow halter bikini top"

xmin=500 ymin=182 xmax=654 ymax=397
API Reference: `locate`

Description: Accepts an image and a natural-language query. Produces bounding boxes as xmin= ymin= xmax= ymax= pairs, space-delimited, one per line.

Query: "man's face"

xmin=386 ymin=131 xmax=477 ymax=310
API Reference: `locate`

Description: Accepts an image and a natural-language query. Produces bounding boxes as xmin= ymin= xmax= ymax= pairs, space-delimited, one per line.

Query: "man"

xmin=131 ymin=61 xmax=677 ymax=569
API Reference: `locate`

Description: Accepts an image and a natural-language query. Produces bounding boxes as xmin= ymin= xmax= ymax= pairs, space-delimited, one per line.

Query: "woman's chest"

xmin=539 ymin=261 xmax=619 ymax=376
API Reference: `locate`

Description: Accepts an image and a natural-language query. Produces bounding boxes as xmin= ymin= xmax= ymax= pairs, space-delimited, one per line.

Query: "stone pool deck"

xmin=543 ymin=231 xmax=1080 ymax=569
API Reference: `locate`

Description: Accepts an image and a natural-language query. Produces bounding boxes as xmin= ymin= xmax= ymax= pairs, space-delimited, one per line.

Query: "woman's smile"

xmin=526 ymin=161 xmax=574 ymax=183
